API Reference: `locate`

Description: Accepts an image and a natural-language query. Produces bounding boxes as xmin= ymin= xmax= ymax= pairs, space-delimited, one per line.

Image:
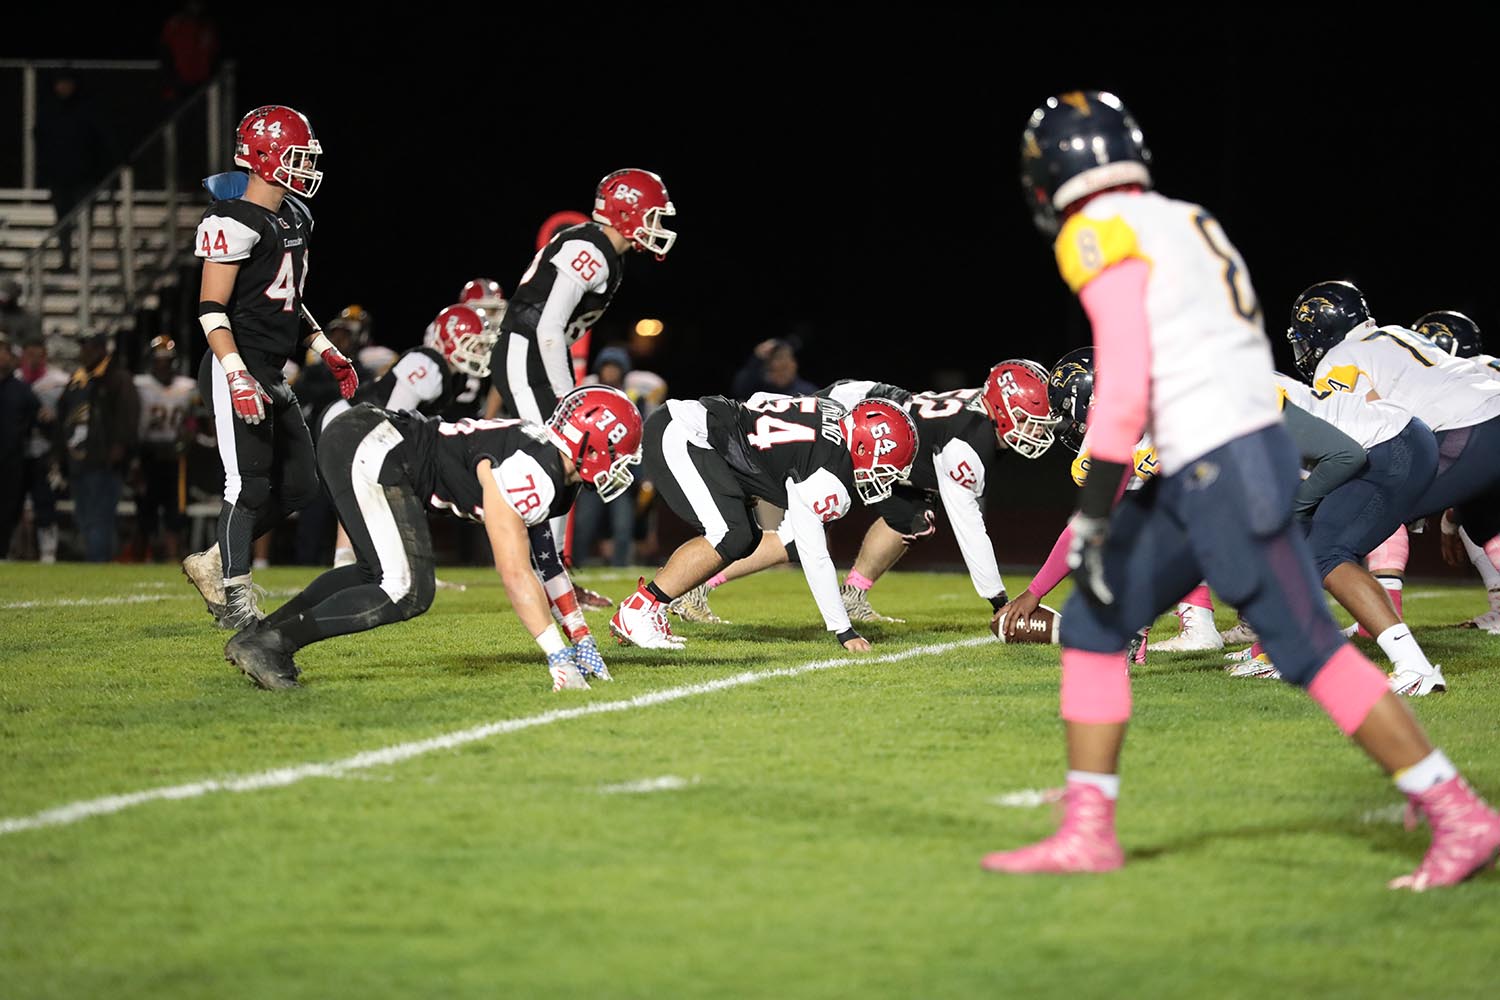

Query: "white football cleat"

xmin=1219 ymin=618 xmax=1258 ymax=645
xmin=669 ymin=583 xmax=727 ymax=624
xmin=610 ymin=584 xmax=687 ymax=650
xmin=182 ymin=547 xmax=226 ymax=622
xmin=1225 ymin=652 xmax=1280 ymax=680
xmin=1390 ymin=665 xmax=1447 ymax=697
xmin=1151 ymin=604 xmax=1223 ymax=652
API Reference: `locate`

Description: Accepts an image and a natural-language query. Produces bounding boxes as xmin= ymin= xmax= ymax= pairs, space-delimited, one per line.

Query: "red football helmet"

xmin=431 ymin=304 xmax=497 ymax=379
xmin=982 ymin=359 xmax=1058 ymax=458
xmin=537 ymin=210 xmax=590 ymax=251
xmin=844 ymin=398 xmax=919 ymax=504
xmin=593 ymin=169 xmax=676 ymax=259
xmin=459 ymin=278 xmax=505 ymax=305
xmin=547 ymin=385 xmax=643 ymax=502
xmin=234 ymin=105 xmax=322 ymax=197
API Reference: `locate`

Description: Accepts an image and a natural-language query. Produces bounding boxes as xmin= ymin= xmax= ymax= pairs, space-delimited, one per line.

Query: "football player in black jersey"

xmin=609 ymin=395 xmax=918 ymax=651
xmin=485 ymin=171 xmax=675 ymax=614
xmin=670 ymin=363 xmax=1058 ymax=630
xmin=224 ymin=386 xmax=643 ymax=691
xmin=317 ymin=303 xmax=499 ymax=568
xmin=180 ymin=106 xmax=359 ymax=630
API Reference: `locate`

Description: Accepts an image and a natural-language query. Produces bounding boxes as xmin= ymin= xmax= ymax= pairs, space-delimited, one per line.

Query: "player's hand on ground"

xmin=843 ymin=636 xmax=872 ymax=652
xmin=1067 ymin=514 xmax=1114 ymax=605
xmin=996 ymin=590 xmax=1041 ymax=639
xmin=321 ymin=346 xmax=359 ymax=400
xmin=547 ymin=646 xmax=590 ymax=691
xmin=572 ymin=634 xmax=613 ymax=681
xmin=226 ymin=368 xmax=272 ymax=424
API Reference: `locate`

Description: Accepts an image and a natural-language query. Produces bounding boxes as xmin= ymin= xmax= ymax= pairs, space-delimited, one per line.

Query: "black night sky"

xmin=11 ymin=6 xmax=1496 ymax=400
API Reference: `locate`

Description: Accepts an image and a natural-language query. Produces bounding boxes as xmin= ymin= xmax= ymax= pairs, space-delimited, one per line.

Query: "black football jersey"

xmin=500 ymin=223 xmax=624 ymax=345
xmin=903 ymin=389 xmax=997 ymax=492
xmin=391 ymin=411 xmax=578 ymax=525
xmin=439 ymin=375 xmax=487 ymax=422
xmin=701 ymin=395 xmax=855 ymax=505
xmin=194 ymin=195 xmax=313 ymax=368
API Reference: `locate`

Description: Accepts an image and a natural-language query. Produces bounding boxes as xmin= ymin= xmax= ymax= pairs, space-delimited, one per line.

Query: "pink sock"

xmin=1060 ymin=648 xmax=1132 ymax=724
xmin=706 ymin=572 xmax=727 ymax=590
xmin=1250 ymin=640 xmax=1265 ymax=658
xmin=1307 ymin=645 xmax=1389 ymax=735
xmin=846 ymin=570 xmax=875 ymax=591
xmin=1484 ymin=532 xmax=1500 ymax=571
xmin=1181 ymin=584 xmax=1213 ymax=610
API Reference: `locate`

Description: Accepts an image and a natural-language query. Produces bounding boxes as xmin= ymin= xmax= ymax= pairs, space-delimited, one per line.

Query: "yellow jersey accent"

xmin=1070 ymin=451 xmax=1092 ymax=487
xmin=1316 ymin=364 xmax=1365 ymax=394
xmin=1060 ymin=92 xmax=1092 ymax=115
xmin=1055 ymin=214 xmax=1142 ymax=293
xmin=1071 ymin=445 xmax=1158 ymax=486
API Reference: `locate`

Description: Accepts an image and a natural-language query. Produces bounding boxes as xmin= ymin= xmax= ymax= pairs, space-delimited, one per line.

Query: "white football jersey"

xmin=1275 ymin=373 xmax=1412 ymax=449
xmin=134 ymin=374 xmax=197 ymax=445
xmin=1313 ymin=323 xmax=1500 ymax=432
xmin=1056 ymin=190 xmax=1280 ymax=472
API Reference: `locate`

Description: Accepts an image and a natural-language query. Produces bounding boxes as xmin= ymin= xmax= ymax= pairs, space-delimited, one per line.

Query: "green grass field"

xmin=2 ymin=562 xmax=1499 ymax=998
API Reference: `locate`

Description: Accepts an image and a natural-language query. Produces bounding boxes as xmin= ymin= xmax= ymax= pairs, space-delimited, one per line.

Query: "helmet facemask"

xmin=633 ymin=203 xmax=677 ymax=260
xmin=1003 ymin=401 xmax=1059 ymax=459
xmin=272 ymin=140 xmax=323 ymax=197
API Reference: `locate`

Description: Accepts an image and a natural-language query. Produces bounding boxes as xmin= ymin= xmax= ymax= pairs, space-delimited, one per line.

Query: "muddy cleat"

xmin=1219 ymin=618 xmax=1258 ymax=646
xmin=220 ymin=578 xmax=267 ymax=632
xmin=574 ymin=584 xmax=614 ymax=610
xmin=1457 ymin=609 xmax=1500 ymax=634
xmin=572 ymin=635 xmax=612 ymax=681
xmin=981 ymin=783 xmax=1124 ymax=874
xmin=841 ymin=583 xmax=905 ymax=624
xmin=1150 ymin=604 xmax=1224 ymax=652
xmin=548 ymin=647 xmax=590 ymax=691
xmin=224 ymin=628 xmax=300 ymax=690
xmin=1388 ymin=776 xmax=1500 ymax=891
xmin=668 ymin=583 xmax=726 ymax=624
xmin=610 ymin=580 xmax=686 ymax=650
xmin=182 ymin=547 xmax=227 ymax=623
xmin=1390 ymin=664 xmax=1447 ymax=697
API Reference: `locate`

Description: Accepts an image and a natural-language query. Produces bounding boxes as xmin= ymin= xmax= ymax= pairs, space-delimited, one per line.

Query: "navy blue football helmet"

xmin=1287 ymin=281 xmax=1372 ymax=379
xmin=1047 ymin=347 xmax=1095 ymax=451
xmin=1413 ymin=311 xmax=1482 ymax=359
xmin=1020 ymin=91 xmax=1152 ymax=235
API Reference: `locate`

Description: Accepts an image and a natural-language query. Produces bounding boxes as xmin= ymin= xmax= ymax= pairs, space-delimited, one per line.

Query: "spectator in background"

xmin=573 ymin=347 xmax=640 ymax=567
xmin=160 ymin=1 xmax=221 ymax=101
xmin=57 ymin=333 xmax=138 ymax=562
xmin=0 ymin=280 xmax=43 ymax=347
xmin=0 ymin=334 xmax=40 ymax=557
xmin=731 ymin=336 xmax=817 ymax=400
xmin=35 ymin=77 xmax=111 ymax=272
xmin=133 ymin=336 xmax=196 ymax=561
xmin=18 ymin=335 xmax=69 ymax=561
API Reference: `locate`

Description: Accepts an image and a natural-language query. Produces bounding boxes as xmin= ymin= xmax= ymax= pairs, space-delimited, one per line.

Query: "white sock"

xmin=1460 ymin=528 xmax=1500 ymax=590
xmin=1376 ymin=623 xmax=1433 ymax=674
xmin=1066 ymin=770 xmax=1120 ymax=800
xmin=224 ymin=573 xmax=252 ymax=588
xmin=1394 ymin=749 xmax=1457 ymax=795
xmin=38 ymin=525 xmax=58 ymax=562
xmin=1379 ymin=577 xmax=1403 ymax=596
xmin=333 ymin=546 xmax=356 ymax=568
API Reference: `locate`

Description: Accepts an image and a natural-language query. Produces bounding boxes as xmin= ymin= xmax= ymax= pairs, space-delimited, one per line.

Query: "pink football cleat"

xmin=982 ymin=783 xmax=1125 ymax=874
xmin=1388 ymin=776 xmax=1500 ymax=891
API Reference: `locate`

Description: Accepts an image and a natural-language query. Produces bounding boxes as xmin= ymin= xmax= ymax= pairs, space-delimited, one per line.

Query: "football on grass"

xmin=992 ymin=604 xmax=1061 ymax=644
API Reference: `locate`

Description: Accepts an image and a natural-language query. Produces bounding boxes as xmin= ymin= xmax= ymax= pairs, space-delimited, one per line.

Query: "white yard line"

xmin=0 ymin=636 xmax=990 ymax=837
xmin=989 ymin=788 xmax=1062 ymax=808
xmin=599 ymin=775 xmax=699 ymax=794
xmin=3 ymin=588 xmax=300 ymax=611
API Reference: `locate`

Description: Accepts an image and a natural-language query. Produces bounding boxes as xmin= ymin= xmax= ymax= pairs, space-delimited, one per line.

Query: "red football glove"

xmin=226 ymin=368 xmax=272 ymax=424
xmin=321 ymin=346 xmax=359 ymax=400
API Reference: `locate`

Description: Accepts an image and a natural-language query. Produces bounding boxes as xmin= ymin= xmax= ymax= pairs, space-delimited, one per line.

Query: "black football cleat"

xmin=224 ymin=629 xmax=300 ymax=691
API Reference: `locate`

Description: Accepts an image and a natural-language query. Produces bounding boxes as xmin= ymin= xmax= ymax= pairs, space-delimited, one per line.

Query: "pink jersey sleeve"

xmin=1077 ymin=258 xmax=1152 ymax=464
xmin=1027 ymin=523 xmax=1073 ymax=599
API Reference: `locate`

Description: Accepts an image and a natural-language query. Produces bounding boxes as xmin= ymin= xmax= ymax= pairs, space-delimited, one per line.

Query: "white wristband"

xmin=220 ymin=351 xmax=247 ymax=375
xmin=535 ymin=623 xmax=567 ymax=656
xmin=1440 ymin=511 xmax=1459 ymax=536
xmin=199 ymin=311 xmax=231 ymax=339
xmin=308 ymin=332 xmax=335 ymax=356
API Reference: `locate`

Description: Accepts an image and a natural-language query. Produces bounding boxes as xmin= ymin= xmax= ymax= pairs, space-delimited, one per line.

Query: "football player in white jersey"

xmin=1291 ymin=284 xmax=1500 ymax=650
xmin=1412 ymin=311 xmax=1500 ymax=629
xmin=133 ymin=336 xmax=198 ymax=560
xmin=981 ymin=91 xmax=1500 ymax=889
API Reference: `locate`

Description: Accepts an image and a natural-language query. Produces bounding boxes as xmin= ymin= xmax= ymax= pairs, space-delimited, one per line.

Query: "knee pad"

xmin=234 ymin=474 xmax=271 ymax=511
xmin=715 ymin=520 xmax=762 ymax=563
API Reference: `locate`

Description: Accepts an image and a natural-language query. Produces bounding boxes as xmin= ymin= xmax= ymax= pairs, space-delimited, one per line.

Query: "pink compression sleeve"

xmin=1307 ymin=645 xmax=1389 ymax=735
xmin=1027 ymin=524 xmax=1074 ymax=599
xmin=1060 ymin=648 xmax=1132 ymax=724
xmin=1077 ymin=258 xmax=1152 ymax=463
